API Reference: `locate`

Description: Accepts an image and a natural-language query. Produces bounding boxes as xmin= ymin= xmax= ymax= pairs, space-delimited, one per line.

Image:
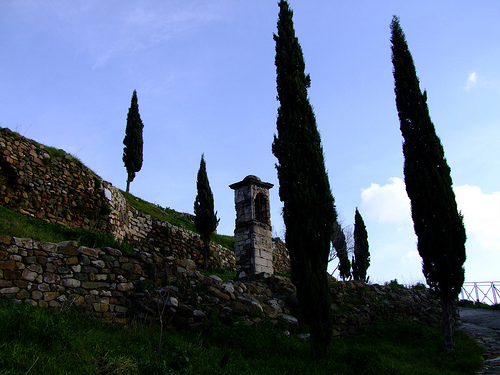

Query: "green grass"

xmin=0 ymin=297 xmax=484 ymax=375
xmin=201 ymin=267 xmax=237 ymax=282
xmin=122 ymin=190 xmax=234 ymax=251
xmin=0 ymin=205 xmax=133 ymax=253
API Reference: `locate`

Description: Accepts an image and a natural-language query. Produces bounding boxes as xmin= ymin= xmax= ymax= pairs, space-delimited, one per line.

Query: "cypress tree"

xmin=352 ymin=208 xmax=369 ymax=282
xmin=123 ymin=90 xmax=144 ymax=193
xmin=194 ymin=154 xmax=219 ymax=272
xmin=272 ymin=0 xmax=337 ymax=360
xmin=332 ymin=220 xmax=351 ymax=281
xmin=390 ymin=16 xmax=466 ymax=352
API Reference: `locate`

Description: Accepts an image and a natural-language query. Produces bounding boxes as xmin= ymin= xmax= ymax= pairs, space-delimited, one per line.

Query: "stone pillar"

xmin=229 ymin=175 xmax=274 ymax=278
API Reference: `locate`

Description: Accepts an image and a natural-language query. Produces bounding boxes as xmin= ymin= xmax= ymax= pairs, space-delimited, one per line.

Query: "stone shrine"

xmin=229 ymin=175 xmax=274 ymax=278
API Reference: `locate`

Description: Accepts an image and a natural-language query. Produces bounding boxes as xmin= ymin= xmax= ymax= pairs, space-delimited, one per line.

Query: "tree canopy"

xmin=352 ymin=208 xmax=370 ymax=282
xmin=122 ymin=90 xmax=144 ymax=193
xmin=391 ymin=15 xmax=466 ymax=352
xmin=272 ymin=0 xmax=337 ymax=360
xmin=194 ymin=154 xmax=219 ymax=272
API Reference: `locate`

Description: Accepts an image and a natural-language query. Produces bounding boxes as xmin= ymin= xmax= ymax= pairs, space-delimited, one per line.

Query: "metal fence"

xmin=461 ymin=282 xmax=500 ymax=305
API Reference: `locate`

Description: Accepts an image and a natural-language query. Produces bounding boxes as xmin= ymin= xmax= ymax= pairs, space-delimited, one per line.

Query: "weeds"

xmin=122 ymin=190 xmax=234 ymax=251
xmin=0 ymin=205 xmax=133 ymax=253
xmin=0 ymin=296 xmax=484 ymax=375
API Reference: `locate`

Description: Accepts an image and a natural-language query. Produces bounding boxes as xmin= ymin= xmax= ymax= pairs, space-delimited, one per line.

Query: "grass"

xmin=0 ymin=205 xmax=133 ymax=253
xmin=0 ymin=297 xmax=484 ymax=375
xmin=122 ymin=190 xmax=234 ymax=251
xmin=201 ymin=267 xmax=237 ymax=282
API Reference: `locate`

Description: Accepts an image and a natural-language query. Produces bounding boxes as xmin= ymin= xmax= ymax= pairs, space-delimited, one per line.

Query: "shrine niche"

xmin=229 ymin=175 xmax=273 ymax=278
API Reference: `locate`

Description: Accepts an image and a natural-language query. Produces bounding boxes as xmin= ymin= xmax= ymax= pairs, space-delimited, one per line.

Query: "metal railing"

xmin=461 ymin=282 xmax=500 ymax=305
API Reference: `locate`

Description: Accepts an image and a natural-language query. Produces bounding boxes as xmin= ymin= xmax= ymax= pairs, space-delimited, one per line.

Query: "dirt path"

xmin=459 ymin=307 xmax=500 ymax=374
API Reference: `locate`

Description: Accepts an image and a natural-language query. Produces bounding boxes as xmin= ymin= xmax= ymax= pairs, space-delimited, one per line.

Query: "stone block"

xmin=14 ymin=279 xmax=28 ymax=288
xmin=57 ymin=241 xmax=79 ymax=256
xmin=82 ymin=281 xmax=109 ymax=289
xmin=27 ymin=264 xmax=43 ymax=274
xmin=13 ymin=237 xmax=33 ymax=249
xmin=31 ymin=290 xmax=43 ymax=300
xmin=117 ymin=282 xmax=133 ymax=292
xmin=38 ymin=283 xmax=50 ymax=292
xmin=40 ymin=242 xmax=58 ymax=253
xmin=0 ymin=280 xmax=13 ymax=288
xmin=0 ymin=260 xmax=15 ymax=270
xmin=44 ymin=292 xmax=60 ymax=301
xmin=93 ymin=303 xmax=109 ymax=313
xmin=91 ymin=260 xmax=105 ymax=269
xmin=22 ymin=268 xmax=38 ymax=281
xmin=4 ymin=269 xmax=22 ymax=280
xmin=65 ymin=256 xmax=79 ymax=265
xmin=44 ymin=273 xmax=59 ymax=284
xmin=0 ymin=287 xmax=19 ymax=294
xmin=0 ymin=235 xmax=12 ymax=245
xmin=78 ymin=246 xmax=99 ymax=258
xmin=55 ymin=266 xmax=71 ymax=274
xmin=16 ymin=289 xmax=30 ymax=299
xmin=6 ymin=245 xmax=18 ymax=254
xmin=63 ymin=279 xmax=81 ymax=288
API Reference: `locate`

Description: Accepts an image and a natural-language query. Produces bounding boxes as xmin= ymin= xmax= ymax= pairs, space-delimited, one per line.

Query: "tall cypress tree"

xmin=391 ymin=16 xmax=466 ymax=352
xmin=123 ymin=90 xmax=144 ymax=193
xmin=272 ymin=0 xmax=336 ymax=360
xmin=332 ymin=220 xmax=351 ymax=281
xmin=194 ymin=154 xmax=219 ymax=272
xmin=352 ymin=208 xmax=369 ymax=282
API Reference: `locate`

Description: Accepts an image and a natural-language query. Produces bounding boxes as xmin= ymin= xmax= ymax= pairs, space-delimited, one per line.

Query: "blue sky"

xmin=1 ymin=1 xmax=499 ymax=284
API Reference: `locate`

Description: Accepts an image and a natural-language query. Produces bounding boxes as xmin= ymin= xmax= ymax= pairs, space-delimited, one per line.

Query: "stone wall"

xmin=0 ymin=236 xmax=140 ymax=324
xmin=0 ymin=233 xmax=445 ymax=334
xmin=0 ymin=127 xmax=235 ymax=270
xmin=0 ymin=127 xmax=292 ymax=274
xmin=0 ymin=127 xmax=110 ymax=232
xmin=272 ymin=239 xmax=290 ymax=275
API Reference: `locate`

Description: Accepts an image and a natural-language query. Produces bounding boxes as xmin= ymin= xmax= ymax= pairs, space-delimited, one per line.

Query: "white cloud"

xmin=454 ymin=185 xmax=500 ymax=253
xmin=361 ymin=178 xmax=500 ymax=281
xmin=465 ymin=72 xmax=478 ymax=90
xmin=360 ymin=177 xmax=411 ymax=224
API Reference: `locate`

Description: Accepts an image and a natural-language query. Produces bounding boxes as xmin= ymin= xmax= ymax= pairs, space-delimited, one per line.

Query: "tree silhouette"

xmin=331 ymin=220 xmax=351 ymax=281
xmin=272 ymin=0 xmax=337 ymax=360
xmin=352 ymin=208 xmax=369 ymax=282
xmin=391 ymin=16 xmax=466 ymax=352
xmin=122 ymin=90 xmax=144 ymax=193
xmin=194 ymin=154 xmax=219 ymax=272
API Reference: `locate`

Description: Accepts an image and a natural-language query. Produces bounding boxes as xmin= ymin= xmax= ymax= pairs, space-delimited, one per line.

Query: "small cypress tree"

xmin=272 ymin=0 xmax=336 ymax=360
xmin=193 ymin=154 xmax=219 ymax=272
xmin=391 ymin=16 xmax=466 ymax=352
xmin=122 ymin=90 xmax=144 ymax=193
xmin=352 ymin=208 xmax=369 ymax=282
xmin=332 ymin=220 xmax=351 ymax=281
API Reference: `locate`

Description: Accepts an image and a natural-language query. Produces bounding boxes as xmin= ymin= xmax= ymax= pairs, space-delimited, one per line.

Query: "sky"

xmin=1 ymin=1 xmax=499 ymax=285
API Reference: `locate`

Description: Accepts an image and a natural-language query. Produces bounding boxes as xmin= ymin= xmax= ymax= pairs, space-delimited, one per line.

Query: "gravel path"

xmin=459 ymin=307 xmax=500 ymax=374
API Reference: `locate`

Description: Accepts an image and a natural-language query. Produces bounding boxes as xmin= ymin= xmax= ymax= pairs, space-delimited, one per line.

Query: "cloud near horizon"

xmin=360 ymin=177 xmax=411 ymax=224
xmin=360 ymin=178 xmax=500 ymax=280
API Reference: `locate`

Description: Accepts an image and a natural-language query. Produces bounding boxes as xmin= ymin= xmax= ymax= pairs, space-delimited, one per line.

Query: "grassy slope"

xmin=122 ymin=191 xmax=234 ymax=251
xmin=0 ymin=205 xmax=133 ymax=253
xmin=0 ymin=297 xmax=484 ymax=375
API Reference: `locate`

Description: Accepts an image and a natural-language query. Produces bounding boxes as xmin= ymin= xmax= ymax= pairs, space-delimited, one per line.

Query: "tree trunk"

xmin=203 ymin=239 xmax=209 ymax=272
xmin=440 ymin=294 xmax=455 ymax=352
xmin=310 ymin=328 xmax=329 ymax=361
xmin=126 ymin=178 xmax=130 ymax=193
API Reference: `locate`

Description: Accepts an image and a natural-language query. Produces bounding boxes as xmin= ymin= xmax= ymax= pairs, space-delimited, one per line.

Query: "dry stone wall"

xmin=0 ymin=127 xmax=236 ymax=270
xmin=0 ymin=234 xmax=446 ymax=334
xmin=0 ymin=236 xmax=139 ymax=324
xmin=0 ymin=127 xmax=110 ymax=231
